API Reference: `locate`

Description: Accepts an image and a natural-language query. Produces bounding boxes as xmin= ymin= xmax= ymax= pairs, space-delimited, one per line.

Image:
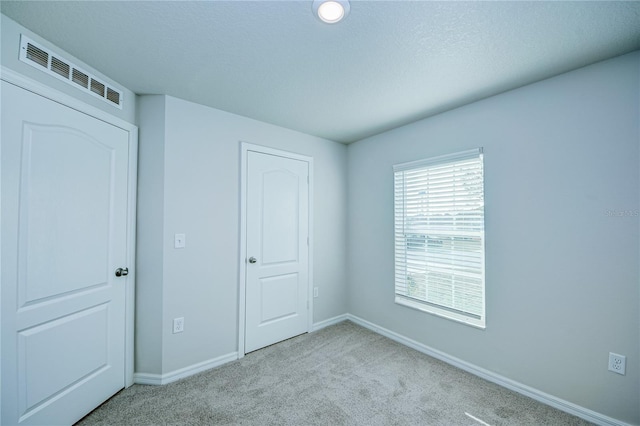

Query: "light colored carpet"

xmin=77 ymin=321 xmax=592 ymax=425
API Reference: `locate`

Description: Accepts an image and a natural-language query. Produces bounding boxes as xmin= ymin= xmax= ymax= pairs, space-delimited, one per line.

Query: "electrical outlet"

xmin=173 ymin=317 xmax=184 ymax=334
xmin=608 ymin=352 xmax=626 ymax=375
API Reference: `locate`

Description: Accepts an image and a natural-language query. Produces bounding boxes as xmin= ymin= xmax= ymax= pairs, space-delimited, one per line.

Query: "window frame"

xmin=393 ymin=148 xmax=486 ymax=329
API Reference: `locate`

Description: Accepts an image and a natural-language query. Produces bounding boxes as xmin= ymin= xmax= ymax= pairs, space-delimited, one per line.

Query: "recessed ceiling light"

xmin=313 ymin=0 xmax=350 ymax=24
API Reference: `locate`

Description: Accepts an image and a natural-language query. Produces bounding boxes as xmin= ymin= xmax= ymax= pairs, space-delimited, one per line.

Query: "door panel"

xmin=20 ymin=123 xmax=113 ymax=304
xmin=245 ymin=151 xmax=309 ymax=353
xmin=261 ymin=169 xmax=300 ymax=265
xmin=259 ymin=273 xmax=299 ymax=323
xmin=1 ymin=81 xmax=128 ymax=425
xmin=19 ymin=305 xmax=110 ymax=414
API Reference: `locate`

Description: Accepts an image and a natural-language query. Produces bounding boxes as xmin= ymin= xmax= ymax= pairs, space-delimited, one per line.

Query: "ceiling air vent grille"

xmin=106 ymin=88 xmax=121 ymax=105
xmin=19 ymin=34 xmax=123 ymax=109
xmin=72 ymin=68 xmax=89 ymax=89
xmin=90 ymin=78 xmax=105 ymax=96
xmin=51 ymin=56 xmax=70 ymax=78
xmin=26 ymin=43 xmax=48 ymax=67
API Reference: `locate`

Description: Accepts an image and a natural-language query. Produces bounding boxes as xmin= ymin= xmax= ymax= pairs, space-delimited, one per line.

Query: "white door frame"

xmin=238 ymin=142 xmax=314 ymax=358
xmin=0 ymin=66 xmax=138 ymax=394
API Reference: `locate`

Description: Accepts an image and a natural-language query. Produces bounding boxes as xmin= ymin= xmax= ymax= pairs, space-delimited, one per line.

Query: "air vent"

xmin=72 ymin=68 xmax=89 ymax=89
xmin=51 ymin=57 xmax=70 ymax=78
xmin=90 ymin=78 xmax=105 ymax=96
xmin=106 ymin=88 xmax=121 ymax=105
xmin=26 ymin=43 xmax=48 ymax=67
xmin=19 ymin=34 xmax=123 ymax=109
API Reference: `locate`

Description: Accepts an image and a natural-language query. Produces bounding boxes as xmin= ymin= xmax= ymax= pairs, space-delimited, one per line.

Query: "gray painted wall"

xmin=136 ymin=94 xmax=348 ymax=375
xmin=3 ymin=13 xmax=637 ymax=421
xmin=135 ymin=95 xmax=166 ymax=374
xmin=347 ymin=51 xmax=640 ymax=424
xmin=1 ymin=14 xmax=137 ymax=124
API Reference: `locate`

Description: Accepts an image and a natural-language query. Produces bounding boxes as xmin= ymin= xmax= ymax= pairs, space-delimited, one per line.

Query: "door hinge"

xmin=307 ymin=175 xmax=309 ymax=184
xmin=307 ymin=300 xmax=309 ymax=309
xmin=307 ymin=236 xmax=309 ymax=246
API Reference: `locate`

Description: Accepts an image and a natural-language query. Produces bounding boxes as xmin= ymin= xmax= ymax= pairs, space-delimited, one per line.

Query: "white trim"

xmin=238 ymin=142 xmax=314 ymax=358
xmin=133 ymin=352 xmax=238 ymax=386
xmin=312 ymin=314 xmax=349 ymax=332
xmin=345 ymin=314 xmax=632 ymax=426
xmin=238 ymin=142 xmax=248 ymax=359
xmin=1 ymin=66 xmax=138 ymax=390
xmin=1 ymin=67 xmax=133 ymax=130
xmin=393 ymin=147 xmax=482 ymax=172
xmin=124 ymin=125 xmax=138 ymax=388
xmin=307 ymin=158 xmax=315 ymax=335
xmin=0 ymin=71 xmax=3 ymax=426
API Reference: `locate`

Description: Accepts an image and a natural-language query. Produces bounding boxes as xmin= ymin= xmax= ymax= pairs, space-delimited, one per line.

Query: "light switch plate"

xmin=174 ymin=233 xmax=186 ymax=249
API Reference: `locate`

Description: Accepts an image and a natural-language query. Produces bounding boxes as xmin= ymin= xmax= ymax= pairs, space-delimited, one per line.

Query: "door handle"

xmin=248 ymin=257 xmax=257 ymax=264
xmin=115 ymin=267 xmax=129 ymax=277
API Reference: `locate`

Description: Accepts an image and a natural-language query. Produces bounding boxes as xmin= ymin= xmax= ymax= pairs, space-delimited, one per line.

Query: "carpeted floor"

xmin=77 ymin=321 xmax=592 ymax=425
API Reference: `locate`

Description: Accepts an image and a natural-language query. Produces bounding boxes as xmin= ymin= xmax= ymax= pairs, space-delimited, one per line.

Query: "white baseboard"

xmin=312 ymin=314 xmax=349 ymax=332
xmin=134 ymin=352 xmax=238 ymax=386
xmin=131 ymin=315 xmax=630 ymax=426
xmin=345 ymin=314 xmax=631 ymax=426
xmin=133 ymin=313 xmax=346 ymax=386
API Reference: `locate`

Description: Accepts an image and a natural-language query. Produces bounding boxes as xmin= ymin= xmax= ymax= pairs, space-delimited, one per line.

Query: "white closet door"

xmin=244 ymin=151 xmax=309 ymax=353
xmin=1 ymin=81 xmax=129 ymax=425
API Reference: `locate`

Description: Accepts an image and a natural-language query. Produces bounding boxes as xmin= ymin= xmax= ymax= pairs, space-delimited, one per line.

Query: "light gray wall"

xmin=1 ymin=14 xmax=137 ymax=124
xmin=5 ymin=13 xmax=637 ymax=421
xmin=347 ymin=51 xmax=640 ymax=424
xmin=136 ymin=94 xmax=348 ymax=375
xmin=135 ymin=95 xmax=166 ymax=374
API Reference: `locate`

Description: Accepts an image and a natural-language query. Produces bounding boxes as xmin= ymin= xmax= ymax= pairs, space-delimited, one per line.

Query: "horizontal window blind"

xmin=394 ymin=148 xmax=485 ymax=328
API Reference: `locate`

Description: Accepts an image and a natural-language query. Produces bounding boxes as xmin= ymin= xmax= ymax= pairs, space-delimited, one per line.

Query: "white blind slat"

xmin=394 ymin=148 xmax=485 ymax=328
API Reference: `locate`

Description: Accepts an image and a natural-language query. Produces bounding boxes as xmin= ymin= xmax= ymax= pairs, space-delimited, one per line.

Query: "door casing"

xmin=238 ymin=142 xmax=314 ymax=358
xmin=0 ymin=67 xmax=138 ymax=421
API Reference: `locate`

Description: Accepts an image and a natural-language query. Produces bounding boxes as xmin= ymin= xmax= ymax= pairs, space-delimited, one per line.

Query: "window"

xmin=394 ymin=148 xmax=485 ymax=328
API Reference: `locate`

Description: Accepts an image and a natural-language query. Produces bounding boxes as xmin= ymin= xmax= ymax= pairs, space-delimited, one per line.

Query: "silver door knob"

xmin=248 ymin=257 xmax=257 ymax=264
xmin=115 ymin=267 xmax=129 ymax=277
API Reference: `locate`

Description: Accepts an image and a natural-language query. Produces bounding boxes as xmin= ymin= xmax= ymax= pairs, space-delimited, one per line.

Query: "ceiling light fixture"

xmin=313 ymin=0 xmax=350 ymax=24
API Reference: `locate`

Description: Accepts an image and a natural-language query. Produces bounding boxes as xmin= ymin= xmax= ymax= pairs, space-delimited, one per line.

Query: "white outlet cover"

xmin=608 ymin=352 xmax=626 ymax=375
xmin=173 ymin=317 xmax=184 ymax=334
xmin=174 ymin=233 xmax=186 ymax=249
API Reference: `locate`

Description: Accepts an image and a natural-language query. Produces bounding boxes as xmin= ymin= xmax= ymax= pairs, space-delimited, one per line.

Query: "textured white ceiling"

xmin=2 ymin=1 xmax=639 ymax=143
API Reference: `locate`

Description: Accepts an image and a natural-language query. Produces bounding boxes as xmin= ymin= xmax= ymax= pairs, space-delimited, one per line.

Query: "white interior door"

xmin=245 ymin=151 xmax=309 ymax=353
xmin=1 ymin=81 xmax=129 ymax=425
